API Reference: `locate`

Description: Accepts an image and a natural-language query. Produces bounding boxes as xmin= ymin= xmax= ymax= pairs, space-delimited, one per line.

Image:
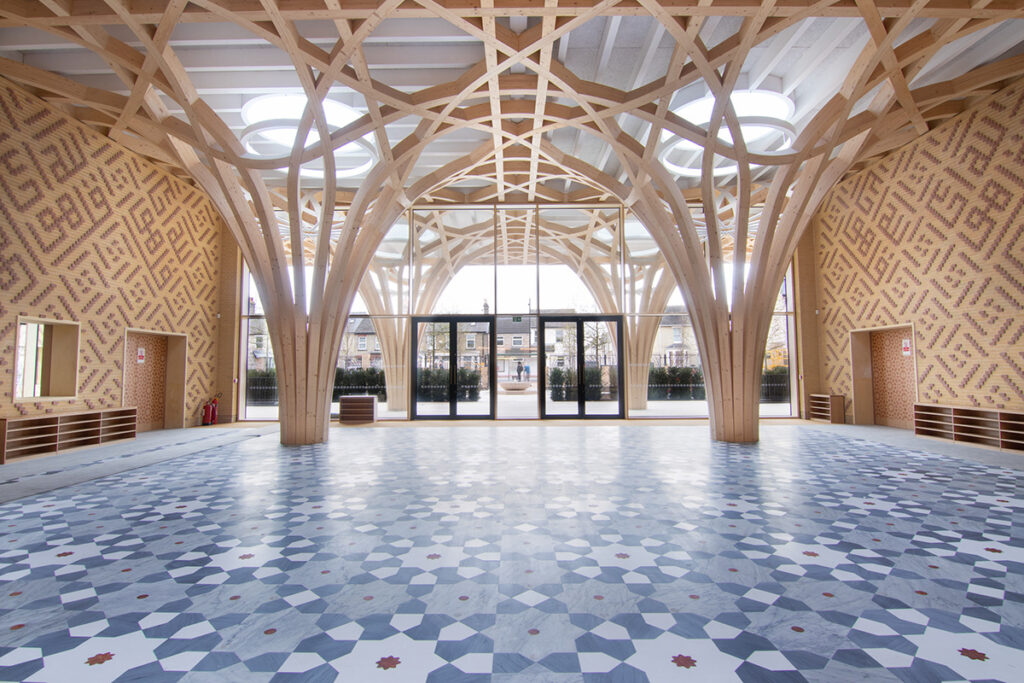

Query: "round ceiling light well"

xmin=240 ymin=93 xmax=377 ymax=179
xmin=660 ymin=90 xmax=796 ymax=177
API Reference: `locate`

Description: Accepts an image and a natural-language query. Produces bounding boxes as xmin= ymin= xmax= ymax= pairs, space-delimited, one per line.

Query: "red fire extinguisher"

xmin=201 ymin=393 xmax=223 ymax=426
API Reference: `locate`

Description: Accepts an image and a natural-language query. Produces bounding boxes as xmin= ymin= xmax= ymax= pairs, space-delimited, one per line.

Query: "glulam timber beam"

xmin=0 ymin=0 xmax=1020 ymax=446
xmin=3 ymin=0 xmax=1024 ymax=27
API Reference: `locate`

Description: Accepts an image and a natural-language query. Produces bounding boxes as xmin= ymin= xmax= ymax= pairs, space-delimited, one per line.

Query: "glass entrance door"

xmin=539 ymin=316 xmax=624 ymax=419
xmin=540 ymin=320 xmax=579 ymax=417
xmin=412 ymin=316 xmax=494 ymax=419
xmin=456 ymin=321 xmax=491 ymax=416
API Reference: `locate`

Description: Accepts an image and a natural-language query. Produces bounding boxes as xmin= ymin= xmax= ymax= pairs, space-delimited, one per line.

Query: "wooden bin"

xmin=338 ymin=396 xmax=377 ymax=425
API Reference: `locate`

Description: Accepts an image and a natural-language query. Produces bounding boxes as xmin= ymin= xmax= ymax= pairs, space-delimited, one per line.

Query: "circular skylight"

xmin=659 ymin=90 xmax=796 ymax=177
xmin=240 ymin=94 xmax=377 ymax=178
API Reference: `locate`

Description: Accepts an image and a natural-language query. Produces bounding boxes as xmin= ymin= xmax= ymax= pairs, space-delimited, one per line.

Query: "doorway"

xmin=850 ymin=325 xmax=917 ymax=428
xmin=411 ymin=316 xmax=495 ymax=419
xmin=539 ymin=316 xmax=625 ymax=419
xmin=123 ymin=329 xmax=187 ymax=431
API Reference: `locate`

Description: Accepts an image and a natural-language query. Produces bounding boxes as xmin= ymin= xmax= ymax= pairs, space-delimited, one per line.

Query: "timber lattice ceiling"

xmin=1 ymin=1 xmax=1023 ymax=204
xmin=5 ymin=1 xmax=1023 ymax=444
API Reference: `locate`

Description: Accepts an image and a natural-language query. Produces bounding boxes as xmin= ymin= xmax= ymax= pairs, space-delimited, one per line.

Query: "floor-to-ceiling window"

xmin=623 ymin=212 xmax=704 ymax=418
xmin=764 ymin=269 xmax=797 ymax=416
xmin=238 ymin=205 xmax=798 ymax=421
xmin=623 ymin=212 xmax=798 ymax=418
xmin=240 ymin=272 xmax=277 ymax=420
xmin=239 ymin=218 xmax=412 ymax=421
xmin=347 ymin=218 xmax=411 ymax=420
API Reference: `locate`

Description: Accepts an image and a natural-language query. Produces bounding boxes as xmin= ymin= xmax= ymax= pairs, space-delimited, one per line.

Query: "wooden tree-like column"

xmin=624 ymin=188 xmax=763 ymax=411
xmin=612 ymin=2 xmax=1024 ymax=441
xmin=358 ymin=269 xmax=412 ymax=415
xmin=3 ymin=1 xmax=1023 ymax=445
xmin=623 ymin=254 xmax=679 ymax=411
xmin=392 ymin=3 xmax=1024 ymax=442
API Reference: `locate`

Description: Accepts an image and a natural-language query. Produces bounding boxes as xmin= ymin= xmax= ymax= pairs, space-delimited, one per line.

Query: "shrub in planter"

xmin=548 ymin=367 xmax=565 ymax=401
xmin=333 ymin=367 xmax=387 ymax=401
xmin=669 ymin=365 xmax=687 ymax=400
xmin=688 ymin=367 xmax=706 ymax=400
xmin=761 ymin=365 xmax=790 ymax=403
xmin=645 ymin=366 xmax=705 ymax=400
xmin=246 ymin=368 xmax=277 ymax=405
xmin=416 ymin=368 xmax=449 ymax=401
xmin=549 ymin=366 xmax=580 ymax=401
xmin=648 ymin=366 xmax=668 ymax=400
xmin=584 ymin=366 xmax=603 ymax=401
xmin=457 ymin=368 xmax=481 ymax=401
xmin=367 ymin=367 xmax=388 ymax=400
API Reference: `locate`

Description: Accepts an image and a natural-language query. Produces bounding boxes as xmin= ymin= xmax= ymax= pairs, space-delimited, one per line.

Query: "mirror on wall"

xmin=14 ymin=317 xmax=79 ymax=399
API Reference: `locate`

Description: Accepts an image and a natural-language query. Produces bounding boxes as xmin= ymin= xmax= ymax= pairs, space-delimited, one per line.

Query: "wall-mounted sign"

xmin=137 ymin=347 xmax=146 ymax=363
xmin=901 ymin=338 xmax=912 ymax=356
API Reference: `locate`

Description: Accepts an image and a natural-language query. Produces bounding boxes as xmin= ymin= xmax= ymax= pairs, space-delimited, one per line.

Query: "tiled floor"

xmin=244 ymin=395 xmax=795 ymax=420
xmin=1 ymin=423 xmax=1023 ymax=682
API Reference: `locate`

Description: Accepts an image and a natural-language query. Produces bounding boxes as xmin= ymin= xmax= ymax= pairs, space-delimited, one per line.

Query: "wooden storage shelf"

xmin=100 ymin=408 xmax=137 ymax=440
xmin=913 ymin=405 xmax=953 ymax=441
xmin=58 ymin=413 xmax=102 ymax=451
xmin=914 ymin=404 xmax=1024 ymax=452
xmin=338 ymin=396 xmax=377 ymax=425
xmin=5 ymin=438 xmax=59 ymax=458
xmin=1 ymin=408 xmax=136 ymax=464
xmin=1 ymin=416 xmax=59 ymax=461
xmin=808 ymin=393 xmax=844 ymax=424
xmin=1000 ymin=415 xmax=1024 ymax=449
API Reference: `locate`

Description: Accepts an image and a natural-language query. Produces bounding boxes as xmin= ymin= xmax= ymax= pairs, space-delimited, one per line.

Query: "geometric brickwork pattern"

xmin=812 ymin=82 xmax=1024 ymax=415
xmin=123 ymin=332 xmax=167 ymax=432
xmin=2 ymin=423 xmax=1023 ymax=681
xmin=0 ymin=79 xmax=224 ymax=423
xmin=870 ymin=328 xmax=916 ymax=429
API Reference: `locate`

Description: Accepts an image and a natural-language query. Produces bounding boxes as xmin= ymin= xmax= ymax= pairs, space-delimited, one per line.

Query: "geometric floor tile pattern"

xmin=1 ymin=424 xmax=1023 ymax=682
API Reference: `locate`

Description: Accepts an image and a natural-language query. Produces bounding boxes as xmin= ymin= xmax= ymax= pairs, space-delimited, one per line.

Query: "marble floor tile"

xmin=1 ymin=424 xmax=1023 ymax=681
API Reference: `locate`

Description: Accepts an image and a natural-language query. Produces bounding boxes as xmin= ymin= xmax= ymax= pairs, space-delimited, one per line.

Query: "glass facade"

xmin=241 ymin=275 xmax=277 ymax=420
xmin=238 ymin=206 xmax=799 ymax=421
xmin=623 ymin=211 xmax=798 ymax=418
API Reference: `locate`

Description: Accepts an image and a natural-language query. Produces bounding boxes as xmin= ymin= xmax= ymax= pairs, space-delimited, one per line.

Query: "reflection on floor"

xmin=1 ymin=424 xmax=1022 ymax=681
xmin=245 ymin=394 xmax=795 ymax=420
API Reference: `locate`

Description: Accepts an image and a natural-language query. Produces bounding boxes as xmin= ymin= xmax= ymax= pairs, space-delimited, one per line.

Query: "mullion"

xmin=576 ymin=319 xmax=585 ymax=417
xmin=448 ymin=321 xmax=457 ymax=417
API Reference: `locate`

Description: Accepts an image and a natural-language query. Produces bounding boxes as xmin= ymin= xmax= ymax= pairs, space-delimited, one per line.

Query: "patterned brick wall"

xmin=870 ymin=327 xmax=915 ymax=429
xmin=0 ymin=79 xmax=225 ymax=423
xmin=811 ymin=81 xmax=1024 ymax=414
xmin=124 ymin=332 xmax=168 ymax=432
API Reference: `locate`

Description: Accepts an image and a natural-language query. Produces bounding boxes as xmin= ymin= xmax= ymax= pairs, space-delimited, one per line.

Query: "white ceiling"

xmin=1 ymin=10 xmax=1022 ymax=198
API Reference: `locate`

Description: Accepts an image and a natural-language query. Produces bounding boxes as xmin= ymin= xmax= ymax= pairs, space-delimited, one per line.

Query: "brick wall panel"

xmin=0 ymin=80 xmax=225 ymax=423
xmin=813 ymin=83 xmax=1024 ymax=412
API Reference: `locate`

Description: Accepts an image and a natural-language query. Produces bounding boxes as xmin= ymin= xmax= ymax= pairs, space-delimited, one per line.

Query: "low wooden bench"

xmin=338 ymin=396 xmax=377 ymax=424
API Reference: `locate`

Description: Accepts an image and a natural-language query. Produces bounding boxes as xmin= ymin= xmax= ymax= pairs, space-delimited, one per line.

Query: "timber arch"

xmin=2 ymin=2 xmax=1023 ymax=443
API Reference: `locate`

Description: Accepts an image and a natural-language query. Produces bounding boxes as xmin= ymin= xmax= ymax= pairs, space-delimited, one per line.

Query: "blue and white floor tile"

xmin=1 ymin=424 xmax=1024 ymax=681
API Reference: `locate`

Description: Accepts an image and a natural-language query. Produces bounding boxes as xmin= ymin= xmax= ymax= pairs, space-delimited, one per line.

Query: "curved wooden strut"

xmin=3 ymin=1 xmax=1022 ymax=444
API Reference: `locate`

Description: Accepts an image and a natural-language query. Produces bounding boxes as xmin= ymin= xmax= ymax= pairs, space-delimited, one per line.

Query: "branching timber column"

xmin=615 ymin=1 xmax=1018 ymax=442
xmin=3 ymin=1 xmax=1023 ymax=447
xmin=623 ymin=257 xmax=678 ymax=411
